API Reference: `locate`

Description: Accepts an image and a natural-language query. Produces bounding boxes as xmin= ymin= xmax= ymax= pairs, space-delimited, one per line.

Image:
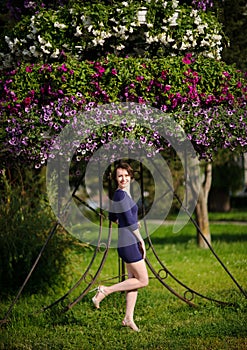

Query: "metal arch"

xmin=1 ymin=157 xmax=246 ymax=326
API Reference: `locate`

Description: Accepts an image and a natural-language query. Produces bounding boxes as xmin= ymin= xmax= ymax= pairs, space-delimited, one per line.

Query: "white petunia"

xmin=194 ymin=16 xmax=202 ymax=25
xmin=180 ymin=42 xmax=190 ymax=50
xmin=168 ymin=11 xmax=179 ymax=26
xmin=74 ymin=26 xmax=83 ymax=37
xmin=190 ymin=9 xmax=198 ymax=17
xmin=51 ymin=49 xmax=60 ymax=58
xmin=41 ymin=45 xmax=50 ymax=54
xmin=167 ymin=34 xmax=174 ymax=43
xmin=197 ymin=25 xmax=205 ymax=34
xmin=212 ymin=34 xmax=222 ymax=41
xmin=38 ymin=35 xmax=46 ymax=44
xmin=5 ymin=37 xmax=14 ymax=50
xmin=5 ymin=36 xmax=11 ymax=44
xmin=45 ymin=42 xmax=52 ymax=48
xmin=29 ymin=46 xmax=40 ymax=57
xmin=172 ymin=0 xmax=179 ymax=9
xmin=206 ymin=52 xmax=215 ymax=59
xmin=92 ymin=37 xmax=105 ymax=46
xmin=116 ymin=44 xmax=125 ymax=50
xmin=192 ymin=40 xmax=197 ymax=47
xmin=200 ymin=39 xmax=209 ymax=46
xmin=54 ymin=22 xmax=67 ymax=29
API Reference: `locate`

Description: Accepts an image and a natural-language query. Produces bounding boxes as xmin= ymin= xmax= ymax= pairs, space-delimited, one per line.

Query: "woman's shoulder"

xmin=113 ymin=189 xmax=126 ymax=201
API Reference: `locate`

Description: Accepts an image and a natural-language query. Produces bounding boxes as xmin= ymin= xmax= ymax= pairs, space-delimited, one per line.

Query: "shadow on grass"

xmin=150 ymin=225 xmax=247 ymax=246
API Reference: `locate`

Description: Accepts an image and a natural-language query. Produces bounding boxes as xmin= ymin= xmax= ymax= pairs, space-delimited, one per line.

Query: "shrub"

xmin=0 ymin=166 xmax=70 ymax=295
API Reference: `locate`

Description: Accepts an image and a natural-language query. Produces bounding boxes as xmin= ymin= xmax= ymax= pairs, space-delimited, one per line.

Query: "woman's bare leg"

xmin=92 ymin=259 xmax=148 ymax=310
xmin=123 ymin=267 xmax=139 ymax=331
xmin=106 ymin=259 xmax=148 ymax=293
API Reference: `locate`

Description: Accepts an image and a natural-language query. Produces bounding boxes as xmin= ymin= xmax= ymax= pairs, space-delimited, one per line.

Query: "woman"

xmin=92 ymin=162 xmax=149 ymax=332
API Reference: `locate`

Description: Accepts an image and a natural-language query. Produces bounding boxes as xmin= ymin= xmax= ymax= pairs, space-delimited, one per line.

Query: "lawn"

xmin=0 ymin=219 xmax=246 ymax=350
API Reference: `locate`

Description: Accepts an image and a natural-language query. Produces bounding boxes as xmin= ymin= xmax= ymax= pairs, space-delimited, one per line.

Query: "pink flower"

xmin=26 ymin=66 xmax=33 ymax=73
xmin=161 ymin=70 xmax=167 ymax=80
xmin=223 ymin=71 xmax=231 ymax=78
xmin=164 ymin=85 xmax=171 ymax=92
xmin=182 ymin=53 xmax=192 ymax=65
xmin=136 ymin=76 xmax=144 ymax=81
xmin=111 ymin=68 xmax=117 ymax=75
xmin=23 ymin=97 xmax=31 ymax=105
xmin=138 ymin=97 xmax=145 ymax=103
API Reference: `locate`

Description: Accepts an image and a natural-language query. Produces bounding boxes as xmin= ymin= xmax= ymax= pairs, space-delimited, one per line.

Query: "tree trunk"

xmin=195 ymin=162 xmax=212 ymax=248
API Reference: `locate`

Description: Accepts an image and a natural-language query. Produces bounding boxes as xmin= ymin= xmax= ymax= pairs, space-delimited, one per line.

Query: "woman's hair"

xmin=112 ymin=162 xmax=134 ymax=183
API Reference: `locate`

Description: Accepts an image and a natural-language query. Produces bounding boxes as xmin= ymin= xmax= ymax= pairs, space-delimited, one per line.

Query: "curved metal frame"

xmin=145 ymin=158 xmax=247 ymax=301
xmin=1 ymin=157 xmax=246 ymax=326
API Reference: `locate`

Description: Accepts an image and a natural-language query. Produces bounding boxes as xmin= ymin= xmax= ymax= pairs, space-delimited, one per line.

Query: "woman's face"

xmin=116 ymin=168 xmax=131 ymax=190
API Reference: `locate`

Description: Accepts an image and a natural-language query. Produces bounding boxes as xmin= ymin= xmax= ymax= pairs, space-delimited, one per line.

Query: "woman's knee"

xmin=142 ymin=275 xmax=149 ymax=287
xmin=139 ymin=273 xmax=149 ymax=287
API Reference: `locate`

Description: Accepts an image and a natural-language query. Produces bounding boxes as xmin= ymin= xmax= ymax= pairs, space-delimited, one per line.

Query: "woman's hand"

xmin=139 ymin=239 xmax=146 ymax=260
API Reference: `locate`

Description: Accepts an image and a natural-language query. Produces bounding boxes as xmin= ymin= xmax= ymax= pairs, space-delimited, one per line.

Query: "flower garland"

xmin=1 ymin=54 xmax=246 ymax=168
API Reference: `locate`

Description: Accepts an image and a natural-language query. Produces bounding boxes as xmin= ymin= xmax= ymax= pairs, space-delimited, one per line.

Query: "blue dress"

xmin=109 ymin=189 xmax=143 ymax=263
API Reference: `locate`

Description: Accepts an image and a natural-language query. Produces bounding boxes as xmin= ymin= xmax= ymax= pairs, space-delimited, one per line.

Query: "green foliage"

xmin=0 ymin=167 xmax=70 ymax=294
xmin=3 ymin=54 xmax=245 ymax=106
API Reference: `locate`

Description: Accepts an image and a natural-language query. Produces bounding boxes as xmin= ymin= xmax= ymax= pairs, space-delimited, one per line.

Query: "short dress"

xmin=109 ymin=189 xmax=143 ymax=263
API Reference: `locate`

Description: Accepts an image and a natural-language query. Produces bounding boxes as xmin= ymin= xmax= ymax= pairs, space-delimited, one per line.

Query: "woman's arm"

xmin=132 ymin=228 xmax=146 ymax=259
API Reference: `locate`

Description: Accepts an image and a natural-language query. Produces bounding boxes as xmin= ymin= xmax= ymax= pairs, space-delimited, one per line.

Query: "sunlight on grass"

xmin=0 ymin=221 xmax=246 ymax=350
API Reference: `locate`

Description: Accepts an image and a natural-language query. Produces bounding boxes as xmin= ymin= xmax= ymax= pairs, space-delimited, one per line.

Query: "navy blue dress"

xmin=109 ymin=189 xmax=143 ymax=263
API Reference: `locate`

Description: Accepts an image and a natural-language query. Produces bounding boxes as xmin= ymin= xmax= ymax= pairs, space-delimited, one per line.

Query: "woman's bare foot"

xmin=122 ymin=318 xmax=140 ymax=332
xmin=92 ymin=286 xmax=107 ymax=309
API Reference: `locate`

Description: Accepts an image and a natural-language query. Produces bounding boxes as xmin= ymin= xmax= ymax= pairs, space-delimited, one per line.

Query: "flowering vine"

xmin=0 ymin=54 xmax=246 ymax=169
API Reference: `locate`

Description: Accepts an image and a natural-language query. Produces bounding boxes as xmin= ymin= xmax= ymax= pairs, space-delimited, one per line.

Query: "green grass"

xmin=167 ymin=208 xmax=247 ymax=222
xmin=0 ymin=220 xmax=246 ymax=350
xmin=208 ymin=209 xmax=247 ymax=222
